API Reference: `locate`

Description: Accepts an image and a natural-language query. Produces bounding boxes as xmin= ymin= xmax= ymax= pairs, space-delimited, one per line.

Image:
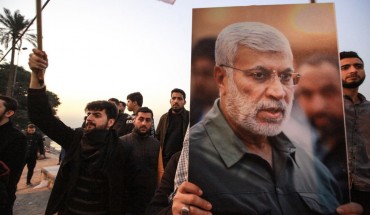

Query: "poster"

xmin=189 ymin=3 xmax=349 ymax=214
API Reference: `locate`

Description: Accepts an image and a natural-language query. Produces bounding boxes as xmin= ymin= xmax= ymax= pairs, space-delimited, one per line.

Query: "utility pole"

xmin=12 ymin=47 xmax=28 ymax=97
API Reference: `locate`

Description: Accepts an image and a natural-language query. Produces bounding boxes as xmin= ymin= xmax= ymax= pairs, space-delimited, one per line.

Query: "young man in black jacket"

xmin=28 ymin=49 xmax=145 ymax=215
xmin=0 ymin=96 xmax=27 ymax=215
xmin=121 ymin=107 xmax=160 ymax=213
xmin=155 ymin=88 xmax=189 ymax=169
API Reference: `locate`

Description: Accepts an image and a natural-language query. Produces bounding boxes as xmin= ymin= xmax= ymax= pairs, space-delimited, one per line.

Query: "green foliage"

xmin=0 ymin=8 xmax=37 ymax=49
xmin=0 ymin=63 xmax=61 ymax=129
xmin=0 ymin=7 xmax=37 ymax=96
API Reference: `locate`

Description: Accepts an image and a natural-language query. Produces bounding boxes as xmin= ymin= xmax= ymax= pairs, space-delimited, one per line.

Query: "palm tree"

xmin=0 ymin=7 xmax=36 ymax=96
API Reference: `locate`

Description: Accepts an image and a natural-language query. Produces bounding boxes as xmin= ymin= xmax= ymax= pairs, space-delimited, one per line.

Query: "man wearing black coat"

xmin=28 ymin=49 xmax=144 ymax=214
xmin=0 ymin=96 xmax=27 ymax=215
xmin=121 ymin=107 xmax=160 ymax=213
xmin=23 ymin=123 xmax=45 ymax=185
xmin=155 ymin=88 xmax=189 ymax=168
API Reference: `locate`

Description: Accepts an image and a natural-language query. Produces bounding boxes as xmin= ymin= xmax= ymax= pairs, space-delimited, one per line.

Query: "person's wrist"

xmin=30 ymin=72 xmax=45 ymax=89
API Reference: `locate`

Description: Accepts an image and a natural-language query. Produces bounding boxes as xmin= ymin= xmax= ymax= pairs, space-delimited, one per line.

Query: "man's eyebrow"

xmin=254 ymin=66 xmax=294 ymax=72
xmin=281 ymin=67 xmax=294 ymax=73
xmin=87 ymin=111 xmax=102 ymax=115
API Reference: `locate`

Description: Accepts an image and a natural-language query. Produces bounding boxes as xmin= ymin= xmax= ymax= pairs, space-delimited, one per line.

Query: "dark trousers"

xmin=24 ymin=156 xmax=37 ymax=183
xmin=351 ymin=189 xmax=370 ymax=215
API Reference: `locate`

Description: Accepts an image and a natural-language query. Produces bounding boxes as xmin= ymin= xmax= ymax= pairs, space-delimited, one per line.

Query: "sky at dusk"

xmin=2 ymin=0 xmax=370 ymax=128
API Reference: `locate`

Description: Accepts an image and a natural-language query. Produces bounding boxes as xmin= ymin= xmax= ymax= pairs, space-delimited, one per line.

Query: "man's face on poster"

xmin=221 ymin=48 xmax=294 ymax=136
xmin=191 ymin=57 xmax=219 ymax=103
xmin=296 ymin=62 xmax=343 ymax=134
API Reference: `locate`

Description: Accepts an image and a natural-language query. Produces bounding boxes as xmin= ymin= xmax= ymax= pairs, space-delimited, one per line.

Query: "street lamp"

xmin=12 ymin=47 xmax=28 ymax=97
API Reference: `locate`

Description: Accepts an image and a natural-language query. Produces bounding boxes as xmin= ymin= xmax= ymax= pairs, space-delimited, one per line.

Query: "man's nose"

xmin=349 ymin=65 xmax=359 ymax=74
xmin=310 ymin=95 xmax=327 ymax=113
xmin=266 ymin=77 xmax=286 ymax=100
xmin=86 ymin=114 xmax=93 ymax=121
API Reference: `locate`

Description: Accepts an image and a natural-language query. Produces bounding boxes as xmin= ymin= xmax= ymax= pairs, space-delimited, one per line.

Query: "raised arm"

xmin=27 ymin=48 xmax=75 ymax=149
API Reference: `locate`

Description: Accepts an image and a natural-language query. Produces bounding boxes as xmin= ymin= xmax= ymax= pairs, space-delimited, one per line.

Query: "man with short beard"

xmin=28 ymin=49 xmax=144 ymax=215
xmin=340 ymin=51 xmax=370 ymax=214
xmin=170 ymin=22 xmax=363 ymax=215
xmin=0 ymin=96 xmax=26 ymax=215
xmin=121 ymin=107 xmax=160 ymax=213
xmin=156 ymin=88 xmax=189 ymax=168
xmin=294 ymin=54 xmax=349 ymax=201
xmin=190 ymin=38 xmax=218 ymax=127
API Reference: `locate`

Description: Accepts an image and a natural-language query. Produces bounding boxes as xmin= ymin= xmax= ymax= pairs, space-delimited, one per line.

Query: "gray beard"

xmin=224 ymin=73 xmax=292 ymax=136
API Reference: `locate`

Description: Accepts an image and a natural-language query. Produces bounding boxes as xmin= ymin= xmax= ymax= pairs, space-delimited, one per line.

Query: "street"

xmin=13 ymin=152 xmax=59 ymax=215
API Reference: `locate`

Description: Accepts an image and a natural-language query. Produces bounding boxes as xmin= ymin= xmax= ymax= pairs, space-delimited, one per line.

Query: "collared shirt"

xmin=173 ymin=126 xmax=189 ymax=191
xmin=344 ymin=93 xmax=370 ymax=191
xmin=188 ymin=99 xmax=342 ymax=215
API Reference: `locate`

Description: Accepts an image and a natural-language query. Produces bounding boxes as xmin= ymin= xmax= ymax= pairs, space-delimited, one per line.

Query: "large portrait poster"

xmin=189 ymin=3 xmax=349 ymax=214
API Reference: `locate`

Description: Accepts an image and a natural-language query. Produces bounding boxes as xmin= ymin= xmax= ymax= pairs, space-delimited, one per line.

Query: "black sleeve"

xmin=155 ymin=117 xmax=164 ymax=142
xmin=3 ymin=132 xmax=26 ymax=206
xmin=120 ymin=117 xmax=134 ymax=137
xmin=145 ymin=151 xmax=181 ymax=215
xmin=28 ymin=88 xmax=75 ymax=150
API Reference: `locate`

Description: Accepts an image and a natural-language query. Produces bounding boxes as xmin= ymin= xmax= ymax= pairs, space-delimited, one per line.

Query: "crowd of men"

xmin=0 ymin=21 xmax=368 ymax=215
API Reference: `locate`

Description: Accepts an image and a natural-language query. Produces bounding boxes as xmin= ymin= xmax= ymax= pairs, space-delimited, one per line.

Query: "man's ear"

xmin=108 ymin=118 xmax=115 ymax=128
xmin=5 ymin=110 xmax=15 ymax=118
xmin=214 ymin=66 xmax=227 ymax=96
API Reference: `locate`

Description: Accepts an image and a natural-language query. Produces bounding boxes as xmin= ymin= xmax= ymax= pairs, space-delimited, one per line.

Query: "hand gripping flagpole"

xmin=36 ymin=0 xmax=45 ymax=85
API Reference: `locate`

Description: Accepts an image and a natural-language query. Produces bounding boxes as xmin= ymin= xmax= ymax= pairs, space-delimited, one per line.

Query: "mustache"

xmin=85 ymin=122 xmax=96 ymax=127
xmin=257 ymin=100 xmax=286 ymax=112
xmin=345 ymin=73 xmax=359 ymax=79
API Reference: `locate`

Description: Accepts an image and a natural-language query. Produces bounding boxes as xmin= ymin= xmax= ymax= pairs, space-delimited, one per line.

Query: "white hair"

xmin=215 ymin=22 xmax=293 ymax=67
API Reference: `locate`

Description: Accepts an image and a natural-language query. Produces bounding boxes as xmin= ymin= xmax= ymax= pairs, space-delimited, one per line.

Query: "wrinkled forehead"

xmin=234 ymin=47 xmax=294 ymax=68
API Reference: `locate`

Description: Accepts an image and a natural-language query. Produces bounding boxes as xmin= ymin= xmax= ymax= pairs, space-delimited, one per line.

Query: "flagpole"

xmin=36 ymin=0 xmax=42 ymax=51
xmin=36 ymin=0 xmax=44 ymax=84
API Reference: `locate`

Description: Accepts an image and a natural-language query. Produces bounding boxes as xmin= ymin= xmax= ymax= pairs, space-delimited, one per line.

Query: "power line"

xmin=0 ymin=0 xmax=51 ymax=63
